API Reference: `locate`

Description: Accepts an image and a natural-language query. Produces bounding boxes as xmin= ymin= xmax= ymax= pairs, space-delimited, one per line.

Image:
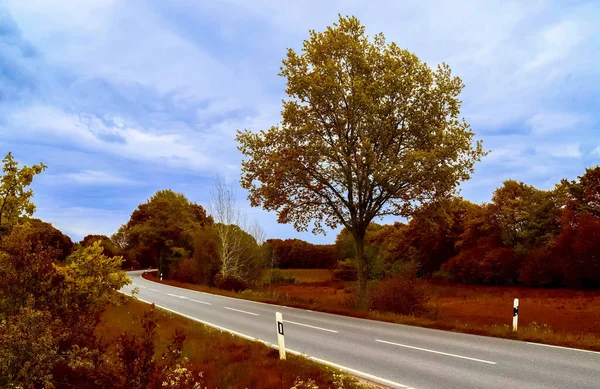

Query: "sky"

xmin=1 ymin=0 xmax=599 ymax=243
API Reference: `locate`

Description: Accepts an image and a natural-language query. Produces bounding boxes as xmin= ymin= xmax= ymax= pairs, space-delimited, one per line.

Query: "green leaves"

xmin=0 ymin=152 xmax=46 ymax=233
xmin=120 ymin=190 xmax=212 ymax=274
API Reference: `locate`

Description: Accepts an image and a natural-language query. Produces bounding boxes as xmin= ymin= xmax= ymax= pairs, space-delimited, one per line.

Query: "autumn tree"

xmin=489 ymin=180 xmax=561 ymax=252
xmin=81 ymin=234 xmax=119 ymax=258
xmin=0 ymin=226 xmax=130 ymax=388
xmin=120 ymin=190 xmax=212 ymax=276
xmin=237 ymin=16 xmax=485 ymax=301
xmin=0 ymin=152 xmax=46 ymax=234
xmin=28 ymin=218 xmax=74 ymax=261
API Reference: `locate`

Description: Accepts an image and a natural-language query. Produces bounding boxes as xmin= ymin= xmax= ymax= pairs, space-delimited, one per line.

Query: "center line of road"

xmin=148 ymin=288 xmax=159 ymax=292
xmin=189 ymin=298 xmax=212 ymax=305
xmin=167 ymin=293 xmax=188 ymax=299
xmin=375 ymin=340 xmax=497 ymax=365
xmin=224 ymin=307 xmax=259 ymax=316
xmin=135 ymin=285 xmax=147 ymax=289
xmin=284 ymin=320 xmax=338 ymax=333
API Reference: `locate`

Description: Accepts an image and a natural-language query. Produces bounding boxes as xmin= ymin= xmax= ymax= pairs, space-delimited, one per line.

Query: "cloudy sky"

xmin=1 ymin=0 xmax=599 ymax=243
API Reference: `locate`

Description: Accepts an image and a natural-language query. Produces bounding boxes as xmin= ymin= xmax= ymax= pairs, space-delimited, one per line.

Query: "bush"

xmin=213 ymin=274 xmax=248 ymax=292
xmin=368 ymin=277 xmax=430 ymax=315
xmin=170 ymin=258 xmax=201 ymax=284
xmin=268 ymin=269 xmax=296 ymax=284
xmin=431 ymin=270 xmax=454 ymax=282
xmin=332 ymin=259 xmax=358 ymax=281
xmin=387 ymin=259 xmax=420 ymax=278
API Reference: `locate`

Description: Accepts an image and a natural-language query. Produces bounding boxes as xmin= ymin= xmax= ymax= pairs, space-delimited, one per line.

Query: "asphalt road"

xmin=121 ymin=270 xmax=600 ymax=389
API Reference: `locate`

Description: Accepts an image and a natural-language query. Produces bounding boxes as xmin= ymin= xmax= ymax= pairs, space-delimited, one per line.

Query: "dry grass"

xmin=143 ymin=271 xmax=600 ymax=352
xmin=97 ymin=298 xmax=374 ymax=389
xmin=263 ymin=269 xmax=333 ymax=283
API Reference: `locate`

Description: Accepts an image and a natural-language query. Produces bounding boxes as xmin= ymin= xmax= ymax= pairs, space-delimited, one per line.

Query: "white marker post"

xmin=513 ymin=298 xmax=519 ymax=332
xmin=160 ymin=273 xmax=163 ymax=281
xmin=275 ymin=312 xmax=286 ymax=360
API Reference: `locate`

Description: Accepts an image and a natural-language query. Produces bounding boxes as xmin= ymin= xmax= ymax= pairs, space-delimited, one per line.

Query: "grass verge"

xmin=142 ymin=272 xmax=600 ymax=352
xmin=98 ymin=297 xmax=378 ymax=389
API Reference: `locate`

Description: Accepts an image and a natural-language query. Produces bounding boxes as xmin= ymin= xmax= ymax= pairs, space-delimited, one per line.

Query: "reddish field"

xmin=267 ymin=276 xmax=600 ymax=336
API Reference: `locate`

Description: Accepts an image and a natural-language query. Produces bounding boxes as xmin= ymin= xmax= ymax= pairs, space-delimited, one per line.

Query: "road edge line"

xmin=119 ymin=291 xmax=413 ymax=389
xmin=526 ymin=342 xmax=600 ymax=355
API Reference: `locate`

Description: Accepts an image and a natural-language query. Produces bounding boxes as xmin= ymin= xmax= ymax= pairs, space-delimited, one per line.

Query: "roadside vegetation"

xmin=4 ymin=13 xmax=600 ymax=388
xmin=99 ymin=298 xmax=369 ymax=389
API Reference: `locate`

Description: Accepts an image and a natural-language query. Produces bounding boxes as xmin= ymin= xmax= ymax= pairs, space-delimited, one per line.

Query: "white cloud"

xmin=3 ymin=105 xmax=215 ymax=171
xmin=528 ymin=112 xmax=591 ymax=135
xmin=61 ymin=170 xmax=139 ymax=185
xmin=537 ymin=144 xmax=582 ymax=159
xmin=34 ymin=206 xmax=127 ymax=240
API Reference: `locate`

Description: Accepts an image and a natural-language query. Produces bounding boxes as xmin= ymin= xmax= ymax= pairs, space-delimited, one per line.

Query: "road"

xmin=121 ymin=270 xmax=600 ymax=389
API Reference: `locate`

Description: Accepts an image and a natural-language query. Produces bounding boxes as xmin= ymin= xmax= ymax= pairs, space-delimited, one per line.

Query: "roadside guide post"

xmin=513 ymin=298 xmax=519 ymax=332
xmin=275 ymin=312 xmax=286 ymax=360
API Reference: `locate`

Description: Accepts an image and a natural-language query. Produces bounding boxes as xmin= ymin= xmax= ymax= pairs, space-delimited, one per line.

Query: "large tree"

xmin=237 ymin=16 xmax=485 ymax=301
xmin=0 ymin=152 xmax=46 ymax=234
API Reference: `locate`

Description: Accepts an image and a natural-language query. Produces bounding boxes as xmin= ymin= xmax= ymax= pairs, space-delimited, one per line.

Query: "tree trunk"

xmin=354 ymin=232 xmax=369 ymax=308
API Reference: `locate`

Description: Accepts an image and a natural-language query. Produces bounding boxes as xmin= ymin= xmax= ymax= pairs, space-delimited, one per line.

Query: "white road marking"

xmin=375 ymin=340 xmax=497 ymax=365
xmin=189 ymin=298 xmax=212 ymax=306
xmin=135 ymin=285 xmax=147 ymax=289
xmin=284 ymin=320 xmax=338 ymax=333
xmin=122 ymin=293 xmax=413 ymax=389
xmin=148 ymin=288 xmax=159 ymax=292
xmin=224 ymin=307 xmax=259 ymax=316
xmin=526 ymin=342 xmax=600 ymax=355
xmin=167 ymin=293 xmax=187 ymax=298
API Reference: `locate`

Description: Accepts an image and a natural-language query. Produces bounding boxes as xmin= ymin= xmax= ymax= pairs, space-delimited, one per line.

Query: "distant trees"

xmin=237 ymin=15 xmax=485 ymax=302
xmin=28 ymin=218 xmax=74 ymax=261
xmin=267 ymin=239 xmax=337 ymax=269
xmin=334 ymin=166 xmax=600 ymax=288
xmin=117 ymin=190 xmax=213 ymax=275
xmin=113 ymin=185 xmax=266 ymax=286
xmin=81 ymin=234 xmax=119 ymax=258
xmin=0 ymin=152 xmax=46 ymax=234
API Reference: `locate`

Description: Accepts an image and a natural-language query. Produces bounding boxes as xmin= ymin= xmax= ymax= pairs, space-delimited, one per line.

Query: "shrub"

xmin=332 ymin=259 xmax=358 ymax=281
xmin=268 ymin=269 xmax=296 ymax=284
xmin=213 ymin=274 xmax=249 ymax=292
xmin=170 ymin=257 xmax=201 ymax=284
xmin=368 ymin=277 xmax=430 ymax=315
xmin=431 ymin=270 xmax=454 ymax=282
xmin=387 ymin=259 xmax=421 ymax=278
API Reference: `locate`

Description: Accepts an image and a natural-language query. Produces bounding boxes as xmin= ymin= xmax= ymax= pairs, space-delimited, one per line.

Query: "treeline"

xmin=333 ymin=167 xmax=600 ymax=288
xmin=265 ymin=239 xmax=336 ymax=269
xmin=78 ymin=166 xmax=600 ymax=290
xmin=105 ymin=188 xmax=266 ymax=289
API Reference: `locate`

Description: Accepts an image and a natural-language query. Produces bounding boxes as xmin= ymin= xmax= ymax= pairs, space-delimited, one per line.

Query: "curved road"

xmin=122 ymin=271 xmax=600 ymax=389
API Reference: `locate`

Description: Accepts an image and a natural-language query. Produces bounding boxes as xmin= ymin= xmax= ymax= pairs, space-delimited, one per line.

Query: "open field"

xmin=264 ymin=268 xmax=333 ymax=283
xmin=98 ymin=297 xmax=372 ymax=389
xmin=266 ymin=271 xmax=600 ymax=336
xmin=143 ymin=270 xmax=600 ymax=351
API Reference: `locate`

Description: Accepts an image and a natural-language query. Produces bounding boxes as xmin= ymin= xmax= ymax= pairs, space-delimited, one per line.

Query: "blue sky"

xmin=1 ymin=0 xmax=599 ymax=243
